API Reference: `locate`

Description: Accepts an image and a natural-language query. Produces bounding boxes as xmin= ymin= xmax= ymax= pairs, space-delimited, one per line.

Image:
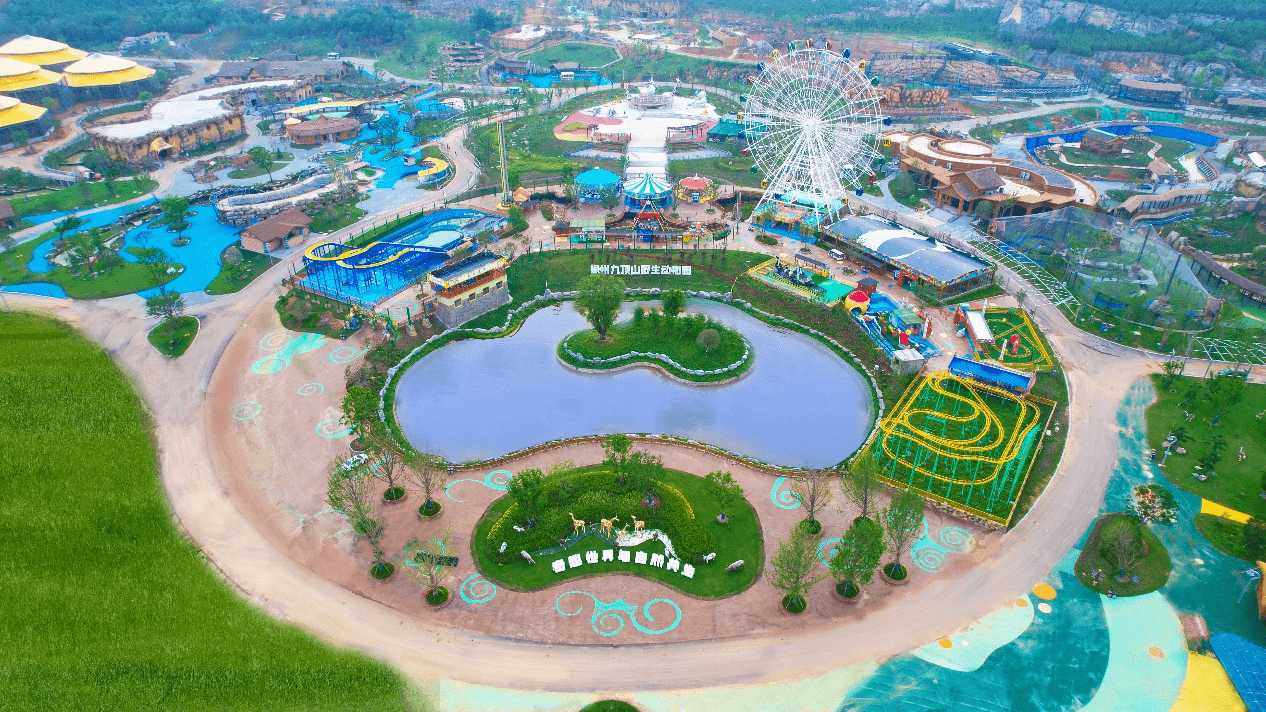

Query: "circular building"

xmin=0 ymin=57 xmax=64 ymax=106
xmin=574 ymin=168 xmax=622 ymax=204
xmin=0 ymin=35 xmax=86 ymax=70
xmin=415 ymin=157 xmax=451 ymax=185
xmin=61 ymin=54 xmax=155 ymax=100
xmin=623 ymin=172 xmax=673 ymax=208
xmin=287 ymin=116 xmax=362 ymax=146
xmin=675 ymin=174 xmax=717 ymax=203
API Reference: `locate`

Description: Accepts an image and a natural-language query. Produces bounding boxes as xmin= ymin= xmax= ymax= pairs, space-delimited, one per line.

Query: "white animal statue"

xmin=725 ymin=559 xmax=745 ymax=572
xmin=703 ymin=552 xmax=717 ymax=563
xmin=512 ymin=525 xmax=526 ymax=532
xmin=521 ymin=550 xmax=536 ymax=565
xmin=499 ymin=541 xmax=508 ymax=554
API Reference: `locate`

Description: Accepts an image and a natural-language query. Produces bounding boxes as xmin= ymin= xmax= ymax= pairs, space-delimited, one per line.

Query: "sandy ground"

xmin=1 ymin=226 xmax=1167 ymax=693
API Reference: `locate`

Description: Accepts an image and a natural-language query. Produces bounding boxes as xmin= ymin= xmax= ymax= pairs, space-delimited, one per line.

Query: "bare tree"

xmin=881 ymin=489 xmax=925 ymax=578
xmin=405 ymin=528 xmax=457 ymax=605
xmin=840 ymin=452 xmax=883 ymax=521
xmin=1099 ymin=516 xmax=1145 ymax=577
xmin=792 ymin=469 xmax=834 ymax=533
xmin=364 ymin=432 xmax=406 ymax=500
xmin=327 ymin=454 xmax=391 ymax=577
xmin=405 ymin=453 xmax=449 ymax=516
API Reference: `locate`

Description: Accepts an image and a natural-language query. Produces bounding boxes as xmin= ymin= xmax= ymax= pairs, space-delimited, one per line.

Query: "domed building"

xmin=0 ymin=56 xmax=66 ymax=106
xmin=573 ymin=168 xmax=622 ymax=204
xmin=0 ymin=35 xmax=86 ymax=70
xmin=0 ymin=94 xmax=50 ymax=147
xmin=61 ymin=54 xmax=156 ymax=100
xmin=622 ymin=172 xmax=673 ymax=208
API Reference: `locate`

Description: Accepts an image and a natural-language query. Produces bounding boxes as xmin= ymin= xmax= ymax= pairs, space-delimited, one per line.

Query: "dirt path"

xmin=3 ymin=235 xmax=1166 ymax=693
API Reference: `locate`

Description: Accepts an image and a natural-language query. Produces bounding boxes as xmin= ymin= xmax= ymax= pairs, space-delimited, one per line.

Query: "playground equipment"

xmin=302 ymin=240 xmax=448 ymax=307
xmin=497 ymin=119 xmax=511 ymax=209
xmin=868 ymin=371 xmax=1054 ymax=525
xmin=844 ymin=288 xmax=870 ymax=313
xmin=851 ymin=291 xmax=940 ymax=358
xmin=980 ymin=308 xmax=1055 ymax=371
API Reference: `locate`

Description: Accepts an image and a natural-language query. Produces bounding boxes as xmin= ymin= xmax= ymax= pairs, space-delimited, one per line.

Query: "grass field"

xmin=1145 ymin=374 xmax=1266 ymax=518
xmin=868 ymin=373 xmax=1054 ymax=524
xmin=205 ymin=249 xmax=276 ymax=295
xmin=1181 ymin=213 xmax=1266 ymax=255
xmin=0 ymin=230 xmax=180 ymax=299
xmin=473 ymin=466 xmax=762 ymax=598
xmin=667 ymin=153 xmax=762 ymax=188
xmin=560 ymin=313 xmax=750 ymax=382
xmin=148 ymin=315 xmax=198 ymax=358
xmin=982 ymin=308 xmax=1055 ymax=370
xmin=1074 ymin=513 xmax=1171 ymax=596
xmin=0 ymin=312 xmax=414 ymax=711
xmin=10 ymin=178 xmax=157 ymax=218
xmin=1193 ymin=513 xmax=1255 ymax=561
xmin=523 ymin=42 xmax=619 ymax=68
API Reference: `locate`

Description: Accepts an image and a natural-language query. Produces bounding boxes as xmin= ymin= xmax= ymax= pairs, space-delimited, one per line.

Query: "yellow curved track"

xmin=876 ymin=373 xmax=1043 ymax=487
xmin=303 ymin=241 xmax=429 ymax=270
xmin=984 ymin=308 xmax=1054 ymax=371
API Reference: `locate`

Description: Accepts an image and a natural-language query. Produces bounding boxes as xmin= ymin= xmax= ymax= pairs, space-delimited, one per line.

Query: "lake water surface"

xmin=395 ymin=300 xmax=874 ymax=467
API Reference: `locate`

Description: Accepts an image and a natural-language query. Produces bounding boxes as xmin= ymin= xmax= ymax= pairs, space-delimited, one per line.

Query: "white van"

xmin=828 ymin=248 xmax=845 ymax=261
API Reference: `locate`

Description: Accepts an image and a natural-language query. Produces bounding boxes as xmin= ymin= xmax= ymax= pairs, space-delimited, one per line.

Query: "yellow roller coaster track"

xmin=875 ymin=373 xmax=1044 ymax=487
xmin=983 ymin=308 xmax=1054 ymax=371
xmin=303 ymin=241 xmax=431 ymax=271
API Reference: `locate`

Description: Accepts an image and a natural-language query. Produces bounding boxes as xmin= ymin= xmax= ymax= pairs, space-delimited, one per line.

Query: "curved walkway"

xmin=2 ymin=231 xmax=1168 ymax=691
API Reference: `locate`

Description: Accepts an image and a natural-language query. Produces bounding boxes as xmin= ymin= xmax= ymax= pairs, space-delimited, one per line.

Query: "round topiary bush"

xmin=579 ymin=701 xmax=640 ymax=712
xmin=836 ymin=580 xmax=859 ymax=598
xmin=419 ymin=499 xmax=441 ymax=517
xmin=370 ymin=561 xmax=394 ymax=579
xmin=781 ymin=594 xmax=807 ymax=614
xmin=425 ymin=586 xmax=449 ymax=606
xmin=798 ymin=518 xmax=823 ymax=536
xmin=883 ymin=562 xmax=908 ymax=581
xmin=383 ymin=486 xmax=405 ymax=502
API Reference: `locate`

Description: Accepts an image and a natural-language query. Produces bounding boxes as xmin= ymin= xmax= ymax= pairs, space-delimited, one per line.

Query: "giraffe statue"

xmin=568 ymin=512 xmax=586 ymax=536
xmin=599 ymin=516 xmax=620 ymax=538
xmin=632 ymin=517 xmax=645 ymax=533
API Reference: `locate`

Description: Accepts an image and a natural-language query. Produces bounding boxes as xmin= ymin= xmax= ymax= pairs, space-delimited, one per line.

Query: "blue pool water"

xmin=27 ymin=200 xmax=157 ymax=273
xmin=1025 ymin=123 xmax=1221 ymax=156
xmin=0 ymin=282 xmax=67 ymax=297
xmin=503 ymin=71 xmax=611 ymax=88
xmin=353 ymin=103 xmax=426 ymax=190
xmin=378 ymin=208 xmax=504 ymax=249
xmin=26 ymin=203 xmax=244 ymax=295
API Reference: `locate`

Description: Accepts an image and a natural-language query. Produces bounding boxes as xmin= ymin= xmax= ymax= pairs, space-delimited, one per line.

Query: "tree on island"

xmin=829 ymin=516 xmax=884 ymax=598
xmin=841 ymin=452 xmax=883 ymax=521
xmin=1242 ymin=517 xmax=1266 ymax=561
xmin=160 ymin=196 xmax=192 ymax=242
xmin=704 ymin=471 xmax=744 ymax=524
xmin=696 ymin=328 xmax=720 ymax=353
xmin=769 ymin=525 xmax=827 ymax=613
xmin=881 ymin=489 xmax=925 ymax=580
xmin=1099 ymin=516 xmax=1144 ymax=581
xmin=54 ymin=215 xmax=85 ymax=244
xmin=1126 ymin=483 xmax=1179 ymax=527
xmin=576 ymin=273 xmax=624 ymax=340
xmin=248 ymin=145 xmax=276 ymax=182
xmin=791 ymin=469 xmax=834 ymax=535
xmin=661 ymin=288 xmax=686 ymax=319
xmin=145 ymin=290 xmax=187 ymax=348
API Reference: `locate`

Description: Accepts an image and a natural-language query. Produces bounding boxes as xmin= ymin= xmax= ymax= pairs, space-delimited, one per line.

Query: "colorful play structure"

xmin=300 ymin=209 xmax=506 ymax=307
xmin=953 ymin=306 xmax=1055 ymax=371
xmin=675 ymin=175 xmax=718 ymax=204
xmin=622 ymin=172 xmax=673 ymax=208
xmin=845 ymin=285 xmax=941 ymax=358
xmin=573 ymin=168 xmax=623 ymax=204
xmin=865 ymin=365 xmax=1054 ymax=526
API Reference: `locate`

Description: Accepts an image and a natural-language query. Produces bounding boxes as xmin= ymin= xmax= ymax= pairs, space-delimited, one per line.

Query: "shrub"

xmin=883 ymin=562 xmax=908 ymax=580
xmin=425 ymin=586 xmax=449 ymax=605
xmin=781 ymin=594 xmax=807 ymax=613
xmin=419 ymin=500 xmax=441 ymax=516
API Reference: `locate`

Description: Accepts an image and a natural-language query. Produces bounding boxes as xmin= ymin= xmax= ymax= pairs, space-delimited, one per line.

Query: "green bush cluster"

xmin=487 ymin=467 xmax=718 ymax=563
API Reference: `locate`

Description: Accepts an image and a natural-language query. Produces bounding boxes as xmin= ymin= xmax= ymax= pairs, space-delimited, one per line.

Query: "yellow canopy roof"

xmin=0 ymin=35 xmax=87 ymax=67
xmin=279 ymin=100 xmax=367 ymax=115
xmin=0 ymin=57 xmax=62 ymax=92
xmin=0 ymin=95 xmax=48 ymax=129
xmin=62 ymin=54 xmax=154 ymax=87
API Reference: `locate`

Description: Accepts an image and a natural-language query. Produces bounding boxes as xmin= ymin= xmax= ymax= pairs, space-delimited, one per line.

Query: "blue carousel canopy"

xmin=574 ymin=168 xmax=622 ymax=190
xmin=623 ymin=172 xmax=673 ymax=198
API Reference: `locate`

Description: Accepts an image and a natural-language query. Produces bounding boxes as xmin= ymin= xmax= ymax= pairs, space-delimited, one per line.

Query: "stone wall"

xmin=876 ymin=84 xmax=949 ymax=107
xmin=435 ymin=283 xmax=511 ymax=329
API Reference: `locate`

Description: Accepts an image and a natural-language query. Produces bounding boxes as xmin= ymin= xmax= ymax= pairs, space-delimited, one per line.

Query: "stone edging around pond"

xmin=554 ymin=352 xmax=753 ymax=387
xmin=558 ymin=331 xmax=752 ymax=380
xmin=376 ymin=287 xmax=887 ymax=473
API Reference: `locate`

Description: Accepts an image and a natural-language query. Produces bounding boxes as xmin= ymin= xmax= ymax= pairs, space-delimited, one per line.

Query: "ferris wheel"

xmin=744 ymin=48 xmax=886 ymax=225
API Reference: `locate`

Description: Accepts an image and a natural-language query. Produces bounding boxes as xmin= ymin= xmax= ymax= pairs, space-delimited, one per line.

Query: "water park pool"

xmin=504 ymin=71 xmax=611 ymax=88
xmin=1024 ymin=123 xmax=1221 ymax=156
xmin=394 ymin=300 xmax=874 ymax=467
xmin=26 ymin=203 xmax=245 ymax=295
xmin=379 ymin=208 xmax=505 ymax=250
xmin=0 ymin=282 xmax=67 ymax=297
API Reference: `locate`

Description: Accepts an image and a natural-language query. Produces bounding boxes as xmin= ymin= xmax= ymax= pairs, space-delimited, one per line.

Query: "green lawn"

xmin=889 ymin=179 xmax=934 ymax=210
xmin=667 ymin=154 xmax=762 ymax=189
xmin=473 ymin=465 xmax=763 ymax=598
xmin=1181 ymin=213 xmax=1266 ymax=255
xmin=1074 ymin=513 xmax=1171 ymax=596
xmin=309 ymin=200 xmax=368 ymax=233
xmin=205 ymin=248 xmax=276 ymax=295
xmin=580 ymin=701 xmax=639 ymax=712
xmin=10 ymin=178 xmax=157 ymax=218
xmin=1145 ymin=374 xmax=1266 ymax=517
xmin=560 ymin=312 xmax=750 ymax=382
xmin=0 ymin=312 xmax=412 ymax=710
xmin=148 ymin=315 xmax=198 ymax=358
xmin=227 ymin=160 xmax=291 ymax=180
xmin=0 ymin=230 xmax=180 ymax=299
xmin=1193 ymin=513 xmax=1255 ymax=561
xmin=523 ymin=42 xmax=619 ymax=68
xmin=1009 ymin=365 xmax=1070 ymax=527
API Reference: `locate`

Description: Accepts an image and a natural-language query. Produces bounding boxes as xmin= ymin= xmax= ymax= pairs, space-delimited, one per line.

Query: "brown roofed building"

xmin=240 ymin=208 xmax=312 ymax=254
xmin=0 ymin=198 xmax=16 ymax=229
xmin=1115 ymin=77 xmax=1185 ymax=106
xmin=1080 ymin=128 xmax=1126 ymax=157
xmin=287 ymin=116 xmax=361 ymax=145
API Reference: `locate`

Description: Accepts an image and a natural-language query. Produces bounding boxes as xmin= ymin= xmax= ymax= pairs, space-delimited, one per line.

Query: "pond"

xmin=394 ymin=300 xmax=874 ymax=468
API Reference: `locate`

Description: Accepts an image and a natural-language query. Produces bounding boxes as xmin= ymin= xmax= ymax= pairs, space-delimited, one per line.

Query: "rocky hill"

xmin=995 ymin=0 xmax=1231 ymax=36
